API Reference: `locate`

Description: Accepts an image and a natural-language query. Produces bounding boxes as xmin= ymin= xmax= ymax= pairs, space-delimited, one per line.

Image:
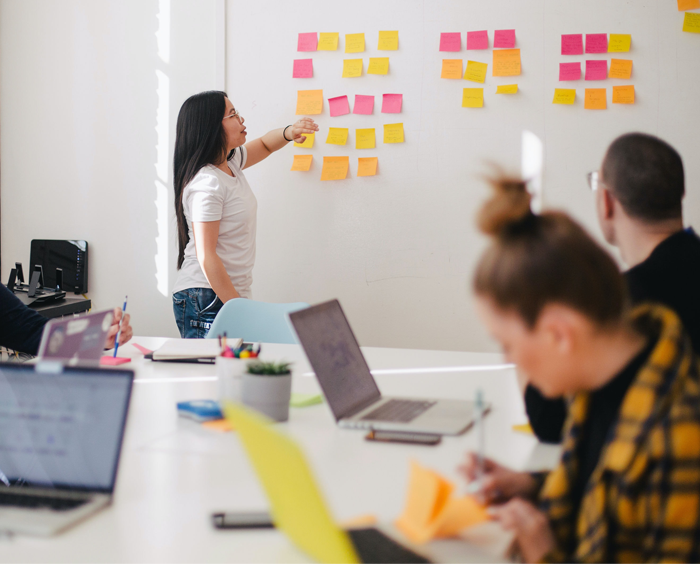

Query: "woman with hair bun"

xmin=459 ymin=176 xmax=700 ymax=562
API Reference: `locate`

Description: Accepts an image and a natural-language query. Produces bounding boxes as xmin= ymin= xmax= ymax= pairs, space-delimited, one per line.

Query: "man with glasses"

xmin=525 ymin=132 xmax=700 ymax=443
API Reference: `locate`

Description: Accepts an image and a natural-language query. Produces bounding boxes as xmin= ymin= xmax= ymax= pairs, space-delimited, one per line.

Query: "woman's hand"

xmin=458 ymin=452 xmax=539 ymax=504
xmin=288 ymin=117 xmax=318 ymax=144
xmin=490 ymin=499 xmax=556 ymax=563
xmin=104 ymin=308 xmax=133 ymax=350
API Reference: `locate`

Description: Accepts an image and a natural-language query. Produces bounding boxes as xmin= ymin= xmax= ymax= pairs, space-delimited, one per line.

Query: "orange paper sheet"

xmin=202 ymin=419 xmax=234 ymax=432
xmin=612 ymin=85 xmax=635 ymax=104
xmin=296 ymin=90 xmax=323 ymax=115
xmin=320 ymin=156 xmax=349 ymax=181
xmin=441 ymin=59 xmax=462 ymax=79
xmin=609 ymin=59 xmax=633 ymax=79
xmin=357 ymin=157 xmax=378 ymax=177
xmin=291 ymin=154 xmax=313 ymax=171
xmin=678 ymin=0 xmax=700 ymax=10
xmin=585 ymin=88 xmax=607 ymax=110
xmin=492 ymin=49 xmax=521 ymax=77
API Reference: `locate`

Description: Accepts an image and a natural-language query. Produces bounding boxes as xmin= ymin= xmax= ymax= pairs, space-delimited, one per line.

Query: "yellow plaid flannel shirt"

xmin=538 ymin=304 xmax=700 ymax=563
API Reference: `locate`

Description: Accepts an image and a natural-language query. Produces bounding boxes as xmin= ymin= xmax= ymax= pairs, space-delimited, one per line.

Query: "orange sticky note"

xmin=441 ymin=59 xmax=462 ymax=79
xmin=678 ymin=0 xmax=700 ymax=10
xmin=585 ymin=88 xmax=607 ymax=110
xmin=434 ymin=496 xmax=489 ymax=538
xmin=357 ymin=157 xmax=378 ymax=176
xmin=320 ymin=156 xmax=349 ymax=181
xmin=201 ymin=419 xmax=234 ymax=432
xmin=492 ymin=48 xmax=521 ymax=77
xmin=609 ymin=59 xmax=633 ymax=79
xmin=296 ymin=89 xmax=323 ymax=115
xmin=290 ymin=154 xmax=313 ymax=171
xmin=612 ymin=85 xmax=635 ymax=104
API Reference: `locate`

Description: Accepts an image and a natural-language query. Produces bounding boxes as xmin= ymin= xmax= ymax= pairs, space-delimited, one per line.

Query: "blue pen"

xmin=113 ymin=295 xmax=128 ymax=357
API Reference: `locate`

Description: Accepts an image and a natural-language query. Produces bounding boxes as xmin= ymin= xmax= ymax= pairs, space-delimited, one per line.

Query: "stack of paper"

xmin=152 ymin=338 xmax=241 ymax=361
xmin=395 ymin=461 xmax=489 ymax=544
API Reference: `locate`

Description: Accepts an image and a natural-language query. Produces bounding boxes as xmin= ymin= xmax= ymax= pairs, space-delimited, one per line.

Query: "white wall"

xmin=227 ymin=0 xmax=700 ymax=353
xmin=0 ymin=0 xmax=220 ymax=338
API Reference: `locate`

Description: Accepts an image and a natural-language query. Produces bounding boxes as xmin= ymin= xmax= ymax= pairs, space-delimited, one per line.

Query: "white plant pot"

xmin=216 ymin=357 xmax=247 ymax=405
xmin=241 ymin=372 xmax=292 ymax=422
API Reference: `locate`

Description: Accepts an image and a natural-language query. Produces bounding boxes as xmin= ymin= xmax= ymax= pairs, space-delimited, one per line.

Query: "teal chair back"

xmin=206 ymin=299 xmax=309 ymax=344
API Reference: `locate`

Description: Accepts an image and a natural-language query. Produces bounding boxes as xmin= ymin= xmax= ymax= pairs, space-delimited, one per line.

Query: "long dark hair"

xmin=173 ymin=90 xmax=234 ymax=269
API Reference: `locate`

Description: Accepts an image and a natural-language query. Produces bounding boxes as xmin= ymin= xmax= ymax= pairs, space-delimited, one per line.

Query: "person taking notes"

xmin=525 ymin=133 xmax=700 ymax=443
xmin=171 ymin=91 xmax=318 ymax=338
xmin=458 ymin=175 xmax=700 ymax=563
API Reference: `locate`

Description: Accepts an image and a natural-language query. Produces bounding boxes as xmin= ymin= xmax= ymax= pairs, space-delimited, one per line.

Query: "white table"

xmin=2 ymin=338 xmax=561 ymax=563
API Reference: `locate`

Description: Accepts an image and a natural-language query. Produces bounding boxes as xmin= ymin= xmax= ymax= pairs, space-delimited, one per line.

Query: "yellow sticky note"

xmin=342 ymin=59 xmax=363 ymax=78
xmin=612 ymin=85 xmax=635 ymax=104
xmin=318 ymin=32 xmax=339 ymax=51
xmin=683 ymin=12 xmax=700 ymax=33
xmin=496 ymin=84 xmax=518 ymax=94
xmin=357 ymin=157 xmax=378 ymax=177
xmin=609 ymin=59 xmax=633 ymax=79
xmin=441 ymin=59 xmax=462 ymax=79
xmin=320 ymin=156 xmax=349 ymax=181
xmin=463 ymin=60 xmax=488 ymax=83
xmin=295 ymin=90 xmax=323 ymax=115
xmin=553 ymin=88 xmax=576 ymax=105
xmin=378 ymin=30 xmax=399 ymax=50
xmin=355 ymin=128 xmax=376 ymax=149
xmin=383 ymin=123 xmax=404 ymax=143
xmin=294 ymin=132 xmax=314 ymax=148
xmin=608 ymin=34 xmax=631 ymax=53
xmin=462 ymin=88 xmax=484 ymax=108
xmin=492 ymin=48 xmax=521 ymax=77
xmin=585 ymin=88 xmax=607 ymax=110
xmin=678 ymin=0 xmax=700 ymax=11
xmin=367 ymin=57 xmax=389 ymax=75
xmin=326 ymin=127 xmax=349 ymax=145
xmin=290 ymin=154 xmax=313 ymax=171
xmin=512 ymin=423 xmax=534 ymax=434
xmin=345 ymin=33 xmax=365 ymax=53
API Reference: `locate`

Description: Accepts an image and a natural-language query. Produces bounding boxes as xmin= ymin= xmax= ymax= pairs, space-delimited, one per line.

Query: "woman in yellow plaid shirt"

xmin=460 ymin=176 xmax=700 ymax=562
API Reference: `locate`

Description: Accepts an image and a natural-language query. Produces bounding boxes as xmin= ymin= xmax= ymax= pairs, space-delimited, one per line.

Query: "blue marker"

xmin=113 ymin=295 xmax=128 ymax=357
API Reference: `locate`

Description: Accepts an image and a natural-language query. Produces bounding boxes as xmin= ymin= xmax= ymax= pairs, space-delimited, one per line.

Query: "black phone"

xmin=365 ymin=430 xmax=442 ymax=446
xmin=211 ymin=511 xmax=274 ymax=529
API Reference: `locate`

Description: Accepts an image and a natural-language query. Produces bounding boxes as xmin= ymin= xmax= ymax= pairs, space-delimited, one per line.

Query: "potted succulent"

xmin=241 ymin=361 xmax=293 ymax=422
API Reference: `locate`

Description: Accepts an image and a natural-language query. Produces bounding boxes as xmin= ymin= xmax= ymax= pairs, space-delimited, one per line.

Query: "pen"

xmin=113 ymin=295 xmax=128 ymax=358
xmin=466 ymin=388 xmax=485 ymax=495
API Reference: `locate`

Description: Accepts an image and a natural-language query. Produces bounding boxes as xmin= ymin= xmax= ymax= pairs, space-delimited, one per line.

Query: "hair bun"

xmin=477 ymin=176 xmax=533 ymax=236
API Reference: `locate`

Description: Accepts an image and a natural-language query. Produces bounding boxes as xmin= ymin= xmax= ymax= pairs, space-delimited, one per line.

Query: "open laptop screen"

xmin=0 ymin=364 xmax=133 ymax=492
xmin=289 ymin=300 xmax=381 ymax=420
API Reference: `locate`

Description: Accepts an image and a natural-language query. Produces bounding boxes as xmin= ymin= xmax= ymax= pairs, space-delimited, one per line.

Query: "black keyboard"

xmin=360 ymin=399 xmax=436 ymax=423
xmin=0 ymin=491 xmax=88 ymax=511
xmin=348 ymin=528 xmax=430 ymax=563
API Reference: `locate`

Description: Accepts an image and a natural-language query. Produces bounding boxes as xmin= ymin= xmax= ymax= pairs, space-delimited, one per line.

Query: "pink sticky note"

xmin=353 ymin=94 xmax=374 ymax=115
xmin=585 ymin=60 xmax=607 ymax=80
xmin=561 ymin=34 xmax=584 ymax=55
xmin=293 ymin=59 xmax=313 ymax=78
xmin=467 ymin=30 xmax=489 ymax=50
xmin=100 ymin=356 xmax=131 ymax=366
xmin=559 ymin=62 xmax=581 ymax=81
xmin=585 ymin=33 xmax=608 ymax=54
xmin=440 ymin=32 xmax=461 ymax=52
xmin=132 ymin=343 xmax=153 ymax=355
xmin=297 ymin=32 xmax=318 ymax=52
xmin=328 ymin=95 xmax=350 ymax=117
xmin=381 ymin=93 xmax=403 ymax=114
xmin=494 ymin=29 xmax=516 ymax=48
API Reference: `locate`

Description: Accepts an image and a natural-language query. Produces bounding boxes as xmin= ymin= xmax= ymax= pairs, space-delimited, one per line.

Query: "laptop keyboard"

xmin=348 ymin=528 xmax=430 ymax=563
xmin=0 ymin=491 xmax=88 ymax=511
xmin=360 ymin=399 xmax=436 ymax=423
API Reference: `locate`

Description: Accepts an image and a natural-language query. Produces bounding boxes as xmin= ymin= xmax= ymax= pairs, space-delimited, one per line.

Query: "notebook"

xmin=150 ymin=338 xmax=241 ymax=362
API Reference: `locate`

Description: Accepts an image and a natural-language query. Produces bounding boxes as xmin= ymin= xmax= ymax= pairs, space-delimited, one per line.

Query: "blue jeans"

xmin=172 ymin=288 xmax=223 ymax=338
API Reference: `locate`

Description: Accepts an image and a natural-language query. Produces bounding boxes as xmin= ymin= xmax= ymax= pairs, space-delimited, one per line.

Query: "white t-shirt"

xmin=172 ymin=147 xmax=257 ymax=298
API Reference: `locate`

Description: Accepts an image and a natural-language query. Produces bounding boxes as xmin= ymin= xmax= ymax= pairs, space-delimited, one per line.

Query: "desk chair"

xmin=206 ymin=299 xmax=309 ymax=344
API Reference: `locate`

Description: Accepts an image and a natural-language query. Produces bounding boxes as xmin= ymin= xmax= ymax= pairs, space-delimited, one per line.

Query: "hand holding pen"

xmin=107 ymin=296 xmax=132 ymax=353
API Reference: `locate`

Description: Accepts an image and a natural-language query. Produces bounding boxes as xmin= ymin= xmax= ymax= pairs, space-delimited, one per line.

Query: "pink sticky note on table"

xmin=585 ymin=60 xmax=607 ymax=80
xmin=561 ymin=34 xmax=584 ymax=55
xmin=494 ymin=29 xmax=516 ymax=48
xmin=100 ymin=356 xmax=131 ymax=366
xmin=440 ymin=32 xmax=461 ymax=52
xmin=381 ymin=93 xmax=403 ymax=113
xmin=297 ymin=32 xmax=318 ymax=52
xmin=293 ymin=59 xmax=313 ymax=78
xmin=328 ymin=95 xmax=350 ymax=117
xmin=467 ymin=30 xmax=489 ymax=50
xmin=585 ymin=34 xmax=608 ymax=54
xmin=353 ymin=94 xmax=374 ymax=115
xmin=559 ymin=62 xmax=581 ymax=81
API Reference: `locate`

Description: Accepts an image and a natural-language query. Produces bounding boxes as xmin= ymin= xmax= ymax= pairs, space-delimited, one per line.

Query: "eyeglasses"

xmin=586 ymin=171 xmax=605 ymax=191
xmin=224 ymin=108 xmax=243 ymax=122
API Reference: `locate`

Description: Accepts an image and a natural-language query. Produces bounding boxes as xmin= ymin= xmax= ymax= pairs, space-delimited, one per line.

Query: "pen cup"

xmin=216 ymin=357 xmax=247 ymax=405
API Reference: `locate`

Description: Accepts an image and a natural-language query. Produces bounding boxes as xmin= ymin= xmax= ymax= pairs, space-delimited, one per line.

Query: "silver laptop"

xmin=289 ymin=299 xmax=479 ymax=435
xmin=0 ymin=362 xmax=133 ymax=535
xmin=37 ymin=309 xmax=113 ymax=365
